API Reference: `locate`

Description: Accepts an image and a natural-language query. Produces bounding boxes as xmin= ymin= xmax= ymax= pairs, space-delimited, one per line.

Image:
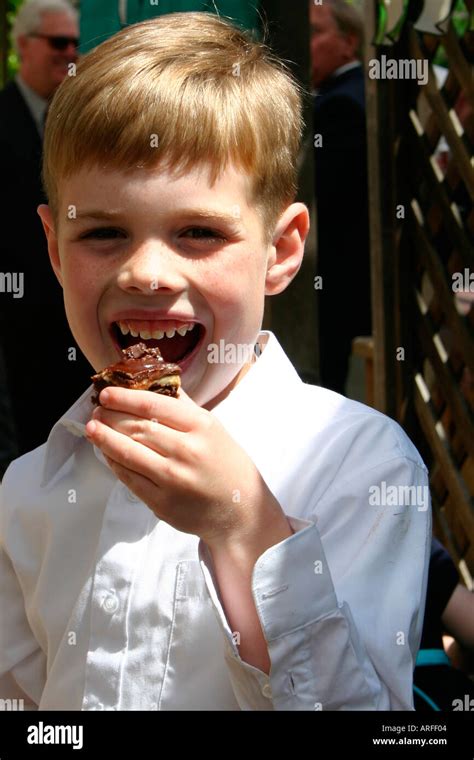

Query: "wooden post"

xmin=259 ymin=0 xmax=318 ymax=383
xmin=364 ymin=0 xmax=400 ymax=417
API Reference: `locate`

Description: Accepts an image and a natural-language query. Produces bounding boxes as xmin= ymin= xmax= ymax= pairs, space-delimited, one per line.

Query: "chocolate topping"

xmin=91 ymin=343 xmax=181 ymax=404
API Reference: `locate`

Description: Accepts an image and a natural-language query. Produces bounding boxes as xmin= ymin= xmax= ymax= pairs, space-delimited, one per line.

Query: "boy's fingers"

xmin=98 ymin=386 xmax=197 ymax=431
xmin=86 ymin=418 xmax=174 ymax=487
xmin=104 ymin=455 xmax=163 ymax=510
xmin=93 ymin=407 xmax=184 ymax=458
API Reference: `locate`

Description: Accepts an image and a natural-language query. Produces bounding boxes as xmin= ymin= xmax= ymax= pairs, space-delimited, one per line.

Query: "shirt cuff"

xmin=251 ymin=516 xmax=338 ymax=640
xmin=198 ymin=516 xmax=341 ymax=709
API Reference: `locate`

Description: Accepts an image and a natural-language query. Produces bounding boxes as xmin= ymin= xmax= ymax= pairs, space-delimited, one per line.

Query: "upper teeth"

xmin=118 ymin=321 xmax=196 ymax=340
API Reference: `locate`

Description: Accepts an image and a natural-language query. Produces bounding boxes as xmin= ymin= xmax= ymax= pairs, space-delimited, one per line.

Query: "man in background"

xmin=311 ymin=0 xmax=371 ymax=395
xmin=0 ymin=0 xmax=92 ymax=465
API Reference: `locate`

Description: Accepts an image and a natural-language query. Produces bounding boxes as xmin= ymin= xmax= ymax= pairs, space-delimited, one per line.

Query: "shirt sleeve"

xmin=0 ymin=485 xmax=44 ymax=709
xmin=199 ymin=456 xmax=431 ymax=711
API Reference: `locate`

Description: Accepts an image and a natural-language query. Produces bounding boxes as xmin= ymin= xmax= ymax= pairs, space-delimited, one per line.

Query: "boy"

xmin=0 ymin=12 xmax=430 ymax=710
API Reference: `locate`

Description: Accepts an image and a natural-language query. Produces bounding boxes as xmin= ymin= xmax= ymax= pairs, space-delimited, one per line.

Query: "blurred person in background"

xmin=310 ymin=0 xmax=371 ymax=395
xmin=414 ymin=537 xmax=474 ymax=711
xmin=0 ymin=0 xmax=92 ymax=463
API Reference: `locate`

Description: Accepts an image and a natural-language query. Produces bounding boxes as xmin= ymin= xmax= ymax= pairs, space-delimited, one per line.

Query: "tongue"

xmin=122 ymin=329 xmax=200 ymax=363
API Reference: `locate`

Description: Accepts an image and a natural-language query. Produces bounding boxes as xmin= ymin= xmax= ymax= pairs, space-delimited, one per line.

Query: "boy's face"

xmin=39 ymin=163 xmax=308 ymax=408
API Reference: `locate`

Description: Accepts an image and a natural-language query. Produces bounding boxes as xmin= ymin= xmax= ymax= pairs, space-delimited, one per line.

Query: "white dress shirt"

xmin=0 ymin=331 xmax=430 ymax=710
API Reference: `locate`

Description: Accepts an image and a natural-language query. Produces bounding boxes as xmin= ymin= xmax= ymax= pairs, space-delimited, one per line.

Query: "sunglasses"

xmin=29 ymin=33 xmax=79 ymax=50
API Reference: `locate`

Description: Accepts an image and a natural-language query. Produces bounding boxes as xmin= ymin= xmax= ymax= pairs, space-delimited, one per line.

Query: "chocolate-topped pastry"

xmin=91 ymin=343 xmax=181 ymax=405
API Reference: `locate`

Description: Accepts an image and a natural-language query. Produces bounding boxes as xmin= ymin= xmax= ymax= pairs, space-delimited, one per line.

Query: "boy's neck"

xmin=203 ymin=352 xmax=257 ymax=411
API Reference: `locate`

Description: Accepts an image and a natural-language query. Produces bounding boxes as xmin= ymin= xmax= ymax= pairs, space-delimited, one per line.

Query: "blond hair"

xmin=43 ymin=12 xmax=304 ymax=242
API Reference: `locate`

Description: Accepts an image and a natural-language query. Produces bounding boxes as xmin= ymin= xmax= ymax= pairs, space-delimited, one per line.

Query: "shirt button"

xmin=102 ymin=590 xmax=119 ymax=614
xmin=262 ymin=683 xmax=272 ymax=699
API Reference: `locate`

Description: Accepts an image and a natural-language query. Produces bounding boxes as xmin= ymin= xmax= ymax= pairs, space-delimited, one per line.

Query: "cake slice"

xmin=91 ymin=343 xmax=181 ymax=405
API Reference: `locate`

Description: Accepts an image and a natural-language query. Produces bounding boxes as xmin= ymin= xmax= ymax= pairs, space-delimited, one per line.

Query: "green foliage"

xmin=6 ymin=0 xmax=24 ymax=78
xmin=433 ymin=0 xmax=470 ymax=67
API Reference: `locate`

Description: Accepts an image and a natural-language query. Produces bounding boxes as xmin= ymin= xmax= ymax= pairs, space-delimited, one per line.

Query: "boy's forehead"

xmin=59 ymin=161 xmax=255 ymax=215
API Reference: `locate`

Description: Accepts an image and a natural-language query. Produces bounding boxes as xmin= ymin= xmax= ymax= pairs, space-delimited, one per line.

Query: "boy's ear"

xmin=37 ymin=204 xmax=63 ymax=286
xmin=265 ymin=203 xmax=309 ymax=296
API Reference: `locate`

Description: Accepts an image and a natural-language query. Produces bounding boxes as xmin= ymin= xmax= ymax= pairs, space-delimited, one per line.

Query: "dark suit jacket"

xmin=0 ymin=80 xmax=55 ymax=303
xmin=313 ymin=65 xmax=372 ymax=392
xmin=0 ymin=80 xmax=91 ymax=455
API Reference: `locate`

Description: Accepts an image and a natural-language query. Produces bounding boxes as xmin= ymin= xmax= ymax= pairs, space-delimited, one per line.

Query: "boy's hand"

xmin=86 ymin=385 xmax=294 ymax=674
xmin=85 ymin=387 xmax=287 ymax=549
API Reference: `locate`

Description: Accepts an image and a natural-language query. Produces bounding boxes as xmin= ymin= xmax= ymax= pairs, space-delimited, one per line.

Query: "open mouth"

xmin=111 ymin=319 xmax=204 ymax=364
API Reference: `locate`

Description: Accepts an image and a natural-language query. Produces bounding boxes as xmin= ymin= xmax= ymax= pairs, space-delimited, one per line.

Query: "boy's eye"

xmin=78 ymin=227 xmax=226 ymax=242
xmin=181 ymin=227 xmax=226 ymax=242
xmin=79 ymin=227 xmax=126 ymax=240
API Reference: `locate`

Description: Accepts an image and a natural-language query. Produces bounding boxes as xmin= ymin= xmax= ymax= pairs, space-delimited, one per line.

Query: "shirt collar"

xmin=209 ymin=331 xmax=302 ymax=435
xmin=41 ymin=331 xmax=301 ymax=486
xmin=15 ymin=74 xmax=48 ymax=137
xmin=333 ymin=60 xmax=362 ymax=78
xmin=41 ymin=385 xmax=96 ymax=487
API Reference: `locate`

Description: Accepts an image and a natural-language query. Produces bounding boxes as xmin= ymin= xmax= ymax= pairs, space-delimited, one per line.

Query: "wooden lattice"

xmin=366 ymin=2 xmax=474 ymax=580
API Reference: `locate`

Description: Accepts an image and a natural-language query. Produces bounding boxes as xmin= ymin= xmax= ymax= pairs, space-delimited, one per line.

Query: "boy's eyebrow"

xmin=73 ymin=210 xmax=123 ymax=222
xmin=178 ymin=208 xmax=245 ymax=227
xmin=73 ymin=208 xmax=245 ymax=227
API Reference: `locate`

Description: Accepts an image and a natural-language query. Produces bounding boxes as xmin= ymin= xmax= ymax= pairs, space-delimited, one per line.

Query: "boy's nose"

xmin=117 ymin=243 xmax=187 ymax=295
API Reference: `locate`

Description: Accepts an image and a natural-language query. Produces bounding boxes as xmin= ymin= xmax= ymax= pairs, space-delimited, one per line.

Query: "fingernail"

xmin=86 ymin=420 xmax=97 ymax=437
xmin=100 ymin=389 xmax=110 ymax=405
